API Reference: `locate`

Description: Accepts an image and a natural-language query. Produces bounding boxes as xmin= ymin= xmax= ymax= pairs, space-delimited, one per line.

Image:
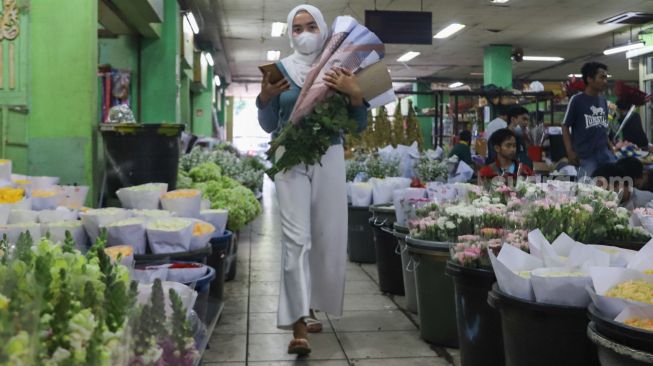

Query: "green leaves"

xmin=266 ymin=94 xmax=360 ymax=178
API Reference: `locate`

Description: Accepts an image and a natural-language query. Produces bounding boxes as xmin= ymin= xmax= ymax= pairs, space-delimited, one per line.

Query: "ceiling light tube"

xmin=434 ymin=23 xmax=466 ymax=39
xmin=205 ymin=52 xmax=214 ymax=66
xmin=186 ymin=12 xmax=199 ymax=34
xmin=214 ymin=75 xmax=221 ymax=87
xmin=449 ymin=82 xmax=464 ymax=88
xmin=271 ymin=22 xmax=287 ymax=37
xmin=568 ymin=73 xmax=582 ymax=78
xmin=490 ymin=0 xmax=509 ymax=3
xmin=397 ymin=51 xmax=420 ymax=62
xmin=267 ymin=50 xmax=281 ymax=61
xmin=523 ymin=56 xmax=564 ymax=62
xmin=603 ymin=41 xmax=644 ymax=55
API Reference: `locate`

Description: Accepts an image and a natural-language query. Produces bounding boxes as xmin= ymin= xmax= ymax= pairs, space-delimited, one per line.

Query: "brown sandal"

xmin=305 ymin=317 xmax=323 ymax=333
xmin=288 ymin=338 xmax=311 ymax=355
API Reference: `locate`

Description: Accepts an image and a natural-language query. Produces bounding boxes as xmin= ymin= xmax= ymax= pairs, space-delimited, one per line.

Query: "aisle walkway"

xmin=202 ymin=179 xmax=460 ymax=365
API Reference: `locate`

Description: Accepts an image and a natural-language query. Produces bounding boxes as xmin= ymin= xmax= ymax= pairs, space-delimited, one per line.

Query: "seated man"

xmin=479 ymin=128 xmax=533 ymax=184
xmin=616 ymin=157 xmax=652 ymax=192
xmin=449 ymin=130 xmax=473 ymax=167
xmin=592 ymin=162 xmax=653 ymax=210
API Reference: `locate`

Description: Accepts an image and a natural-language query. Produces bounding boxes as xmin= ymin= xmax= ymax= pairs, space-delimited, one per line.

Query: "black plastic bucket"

xmin=207 ymin=231 xmax=232 ymax=300
xmin=348 ymin=205 xmax=375 ymax=263
xmin=394 ymin=223 xmax=417 ymax=313
xmin=488 ymin=283 xmax=598 ymax=366
xmin=100 ymin=123 xmax=184 ymax=200
xmin=370 ymin=204 xmax=404 ymax=295
xmin=445 ymin=261 xmax=503 ymax=366
xmin=587 ymin=322 xmax=653 ymax=366
xmin=406 ymin=236 xmax=458 ymax=347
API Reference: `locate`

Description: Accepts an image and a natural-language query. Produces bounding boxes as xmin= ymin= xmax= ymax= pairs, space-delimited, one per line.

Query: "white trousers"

xmin=275 ymin=144 xmax=348 ymax=329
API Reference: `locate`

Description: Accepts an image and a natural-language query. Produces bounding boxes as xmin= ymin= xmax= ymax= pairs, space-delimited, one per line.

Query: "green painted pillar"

xmin=484 ymin=45 xmax=513 ymax=88
xmin=192 ymin=66 xmax=215 ymax=136
xmin=642 ymin=33 xmax=653 ymax=46
xmin=180 ymin=72 xmax=191 ymax=129
xmin=29 ymin=0 xmax=98 ymax=200
xmin=140 ymin=0 xmax=180 ymax=124
xmin=412 ymin=83 xmax=434 ymax=150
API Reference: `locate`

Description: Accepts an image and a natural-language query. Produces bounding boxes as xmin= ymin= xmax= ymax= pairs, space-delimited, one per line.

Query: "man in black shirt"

xmin=616 ymin=99 xmax=648 ymax=149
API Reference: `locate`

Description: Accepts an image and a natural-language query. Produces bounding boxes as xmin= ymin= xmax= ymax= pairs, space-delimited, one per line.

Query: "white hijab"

xmin=280 ymin=5 xmax=329 ymax=87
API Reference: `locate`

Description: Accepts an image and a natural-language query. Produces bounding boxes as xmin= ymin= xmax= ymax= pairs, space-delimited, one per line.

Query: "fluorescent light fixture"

xmin=397 ymin=51 xmax=420 ymax=62
xmin=470 ymin=72 xmax=484 ymax=76
xmin=267 ymin=50 xmax=281 ymax=61
xmin=271 ymin=22 xmax=287 ymax=37
xmin=568 ymin=73 xmax=582 ymax=78
xmin=434 ymin=23 xmax=466 ymax=39
xmin=603 ymin=41 xmax=644 ymax=55
xmin=214 ymin=75 xmax=221 ymax=87
xmin=523 ymin=56 xmax=564 ymax=62
xmin=186 ymin=12 xmax=199 ymax=34
xmin=204 ymin=53 xmax=214 ymax=66
xmin=449 ymin=82 xmax=464 ymax=88
xmin=490 ymin=0 xmax=509 ymax=3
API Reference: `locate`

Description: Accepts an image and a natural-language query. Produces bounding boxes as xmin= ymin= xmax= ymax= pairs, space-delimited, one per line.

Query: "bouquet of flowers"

xmin=414 ymin=155 xmax=448 ymax=183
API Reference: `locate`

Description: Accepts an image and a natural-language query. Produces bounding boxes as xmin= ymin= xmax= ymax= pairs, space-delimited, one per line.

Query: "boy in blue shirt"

xmin=562 ymin=62 xmax=615 ymax=176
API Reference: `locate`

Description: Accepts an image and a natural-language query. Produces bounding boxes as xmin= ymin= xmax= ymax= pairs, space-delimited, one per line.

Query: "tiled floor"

xmin=202 ymin=179 xmax=459 ymax=365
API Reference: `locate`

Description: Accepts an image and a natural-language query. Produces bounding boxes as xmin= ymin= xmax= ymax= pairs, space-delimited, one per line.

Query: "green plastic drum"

xmin=348 ymin=205 xmax=376 ymax=263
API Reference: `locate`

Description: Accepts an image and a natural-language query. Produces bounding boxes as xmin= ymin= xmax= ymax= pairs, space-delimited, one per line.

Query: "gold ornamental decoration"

xmin=0 ymin=0 xmax=19 ymax=41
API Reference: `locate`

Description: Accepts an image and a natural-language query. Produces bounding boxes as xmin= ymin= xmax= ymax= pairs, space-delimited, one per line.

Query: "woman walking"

xmin=256 ymin=4 xmax=367 ymax=356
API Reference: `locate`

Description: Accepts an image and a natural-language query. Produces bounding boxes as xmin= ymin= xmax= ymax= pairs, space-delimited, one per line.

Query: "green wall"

xmin=412 ymin=83 xmax=434 ymax=150
xmin=484 ymin=45 xmax=513 ymax=88
xmin=140 ymin=0 xmax=179 ymax=124
xmin=191 ymin=66 xmax=215 ymax=137
xmin=29 ymin=0 xmax=98 ymax=199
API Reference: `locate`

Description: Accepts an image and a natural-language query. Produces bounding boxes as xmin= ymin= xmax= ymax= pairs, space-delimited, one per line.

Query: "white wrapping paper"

xmin=371 ymin=177 xmax=412 ymax=205
xmin=489 ymin=244 xmax=544 ymax=301
xmin=13 ymin=198 xmax=31 ymax=211
xmin=351 ymin=182 xmax=373 ymax=207
xmin=201 ymin=199 xmax=211 ymax=210
xmin=567 ymin=245 xmax=610 ymax=269
xmin=41 ymin=221 xmax=88 ymax=252
xmin=146 ymin=218 xmax=193 ymax=254
xmin=58 ymin=185 xmax=89 ymax=208
xmin=30 ymin=176 xmax=59 ymax=190
xmin=628 ymin=239 xmax=653 ymax=272
xmin=189 ymin=220 xmax=215 ymax=251
xmin=0 ymin=204 xmax=12 ymax=226
xmin=106 ymin=218 xmax=147 ymax=255
xmin=588 ymin=267 xmax=653 ymax=318
xmin=615 ymin=306 xmax=653 ymax=329
xmin=38 ymin=207 xmax=78 ymax=224
xmin=0 ymin=223 xmax=41 ymax=244
xmin=530 ymin=267 xmax=592 ymax=307
xmin=160 ymin=191 xmax=202 ymax=218
xmin=166 ymin=263 xmax=208 ymax=283
xmin=130 ymin=209 xmax=173 ymax=221
xmin=200 ymin=209 xmax=228 ymax=235
xmin=116 ymin=183 xmax=167 ymax=210
xmin=130 ymin=264 xmax=169 ymax=284
xmin=393 ymin=188 xmax=426 ymax=226
xmin=0 ymin=161 xmax=12 ymax=181
xmin=136 ymin=281 xmax=198 ymax=317
xmin=8 ymin=209 xmax=38 ymax=224
xmin=31 ymin=193 xmax=63 ymax=211
xmin=590 ymin=245 xmax=637 ymax=268
xmin=80 ymin=208 xmax=131 ymax=244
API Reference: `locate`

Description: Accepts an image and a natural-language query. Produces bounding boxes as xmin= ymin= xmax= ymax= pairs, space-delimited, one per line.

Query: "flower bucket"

xmin=406 ymin=236 xmax=458 ymax=347
xmin=370 ymin=204 xmax=404 ymax=295
xmin=587 ymin=322 xmax=653 ymax=366
xmin=445 ymin=261 xmax=504 ymax=366
xmin=347 ymin=205 xmax=375 ymax=263
xmin=487 ymin=283 xmax=598 ymax=366
xmin=394 ymin=223 xmax=417 ymax=313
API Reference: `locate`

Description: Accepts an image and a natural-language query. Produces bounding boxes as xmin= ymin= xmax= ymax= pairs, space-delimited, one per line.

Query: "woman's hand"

xmin=259 ymin=73 xmax=290 ymax=104
xmin=323 ymin=67 xmax=364 ymax=106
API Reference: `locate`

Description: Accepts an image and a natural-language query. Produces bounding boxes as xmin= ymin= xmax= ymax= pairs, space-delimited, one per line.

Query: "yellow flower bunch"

xmin=163 ymin=189 xmax=199 ymax=199
xmin=193 ymin=221 xmax=214 ymax=236
xmin=32 ymin=189 xmax=57 ymax=198
xmin=625 ymin=317 xmax=653 ymax=332
xmin=606 ymin=280 xmax=653 ymax=304
xmin=104 ymin=245 xmax=133 ymax=261
xmin=0 ymin=159 xmax=11 ymax=165
xmin=13 ymin=179 xmax=30 ymax=185
xmin=0 ymin=187 xmax=24 ymax=203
